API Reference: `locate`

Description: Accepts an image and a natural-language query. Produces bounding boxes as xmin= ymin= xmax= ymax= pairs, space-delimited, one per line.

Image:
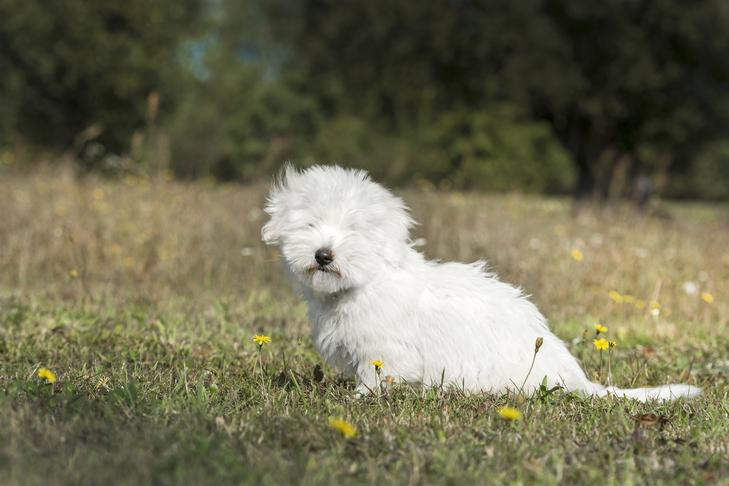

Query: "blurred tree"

xmin=266 ymin=0 xmax=729 ymax=199
xmin=0 ymin=0 xmax=201 ymax=161
xmin=2 ymin=0 xmax=728 ymax=200
xmin=169 ymin=0 xmax=320 ymax=181
xmin=168 ymin=59 xmax=320 ymax=181
xmin=668 ymin=140 xmax=729 ymax=199
xmin=421 ymin=107 xmax=575 ymax=193
xmin=534 ymin=0 xmax=729 ymax=200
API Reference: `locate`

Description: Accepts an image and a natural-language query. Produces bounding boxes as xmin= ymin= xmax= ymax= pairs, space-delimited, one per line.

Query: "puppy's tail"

xmin=587 ymin=382 xmax=701 ymax=402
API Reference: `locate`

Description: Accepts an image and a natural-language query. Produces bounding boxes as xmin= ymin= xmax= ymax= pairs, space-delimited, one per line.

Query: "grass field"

xmin=1 ymin=167 xmax=728 ymax=484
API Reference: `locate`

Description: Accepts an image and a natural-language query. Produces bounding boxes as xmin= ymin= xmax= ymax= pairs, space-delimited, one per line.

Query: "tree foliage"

xmin=265 ymin=0 xmax=729 ymax=198
xmin=1 ymin=0 xmax=729 ymax=199
xmin=0 ymin=0 xmax=200 ymax=154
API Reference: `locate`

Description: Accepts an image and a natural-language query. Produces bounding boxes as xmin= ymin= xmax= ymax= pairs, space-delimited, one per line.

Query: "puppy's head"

xmin=262 ymin=164 xmax=413 ymax=294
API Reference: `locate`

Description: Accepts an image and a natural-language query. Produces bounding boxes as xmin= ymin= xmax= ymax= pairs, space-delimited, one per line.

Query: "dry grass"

xmin=1 ymin=166 xmax=728 ymax=484
xmin=3 ymin=166 xmax=728 ymax=342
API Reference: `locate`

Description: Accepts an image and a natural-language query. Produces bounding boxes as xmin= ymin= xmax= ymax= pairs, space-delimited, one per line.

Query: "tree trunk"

xmin=574 ymin=156 xmax=595 ymax=201
xmin=595 ymin=151 xmax=622 ymax=202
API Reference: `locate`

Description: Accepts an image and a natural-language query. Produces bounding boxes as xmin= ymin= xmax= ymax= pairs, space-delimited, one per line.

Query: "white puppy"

xmin=262 ymin=165 xmax=700 ymax=401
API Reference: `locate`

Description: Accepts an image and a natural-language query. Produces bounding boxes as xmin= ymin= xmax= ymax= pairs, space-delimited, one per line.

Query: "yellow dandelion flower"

xmin=609 ymin=341 xmax=617 ymax=348
xmin=593 ymin=338 xmax=609 ymax=351
xmin=37 ymin=367 xmax=57 ymax=384
xmin=608 ymin=290 xmax=623 ymax=303
xmin=328 ymin=417 xmax=357 ymax=439
xmin=252 ymin=335 xmax=271 ymax=347
xmin=68 ymin=269 xmax=79 ymax=279
xmin=701 ymin=292 xmax=714 ymax=304
xmin=571 ymin=249 xmax=584 ymax=262
xmin=369 ymin=360 xmax=384 ymax=371
xmin=594 ymin=323 xmax=608 ymax=334
xmin=498 ymin=406 xmax=523 ymax=421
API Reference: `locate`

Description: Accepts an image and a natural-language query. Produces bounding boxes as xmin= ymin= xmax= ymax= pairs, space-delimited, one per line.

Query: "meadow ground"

xmin=1 ymin=167 xmax=728 ymax=485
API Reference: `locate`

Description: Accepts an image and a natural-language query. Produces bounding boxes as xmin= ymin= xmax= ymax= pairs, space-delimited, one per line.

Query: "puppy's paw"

xmin=354 ymin=383 xmax=375 ymax=398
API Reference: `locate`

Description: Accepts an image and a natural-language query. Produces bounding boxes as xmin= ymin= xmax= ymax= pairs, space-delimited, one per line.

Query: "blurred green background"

xmin=1 ymin=0 xmax=729 ymax=200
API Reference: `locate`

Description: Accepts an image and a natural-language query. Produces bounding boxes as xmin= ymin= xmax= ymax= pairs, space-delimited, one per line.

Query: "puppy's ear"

xmin=261 ymin=163 xmax=298 ymax=245
xmin=261 ymin=215 xmax=281 ymax=245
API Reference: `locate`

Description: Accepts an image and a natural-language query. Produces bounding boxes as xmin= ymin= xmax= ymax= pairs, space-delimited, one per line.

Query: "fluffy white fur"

xmin=262 ymin=165 xmax=700 ymax=402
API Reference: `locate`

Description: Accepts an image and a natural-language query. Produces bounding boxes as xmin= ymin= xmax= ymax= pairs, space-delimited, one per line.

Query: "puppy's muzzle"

xmin=307 ymin=248 xmax=341 ymax=277
xmin=315 ymin=248 xmax=334 ymax=266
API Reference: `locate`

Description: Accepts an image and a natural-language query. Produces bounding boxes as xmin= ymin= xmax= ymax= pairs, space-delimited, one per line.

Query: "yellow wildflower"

xmin=498 ymin=406 xmax=523 ymax=421
xmin=571 ymin=249 xmax=584 ymax=262
xmin=608 ymin=290 xmax=623 ymax=303
xmin=369 ymin=360 xmax=384 ymax=371
xmin=252 ymin=335 xmax=271 ymax=347
xmin=594 ymin=323 xmax=608 ymax=334
xmin=37 ymin=367 xmax=57 ymax=384
xmin=68 ymin=269 xmax=79 ymax=279
xmin=328 ymin=418 xmax=357 ymax=439
xmin=701 ymin=292 xmax=714 ymax=304
xmin=609 ymin=341 xmax=617 ymax=348
xmin=622 ymin=294 xmax=636 ymax=304
xmin=593 ymin=338 xmax=609 ymax=351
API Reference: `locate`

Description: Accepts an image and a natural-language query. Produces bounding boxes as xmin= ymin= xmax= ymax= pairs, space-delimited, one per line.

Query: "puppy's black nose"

xmin=315 ymin=248 xmax=334 ymax=266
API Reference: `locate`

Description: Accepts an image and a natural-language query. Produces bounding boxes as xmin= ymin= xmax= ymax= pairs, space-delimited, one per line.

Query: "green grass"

xmin=1 ymin=168 xmax=728 ymax=484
